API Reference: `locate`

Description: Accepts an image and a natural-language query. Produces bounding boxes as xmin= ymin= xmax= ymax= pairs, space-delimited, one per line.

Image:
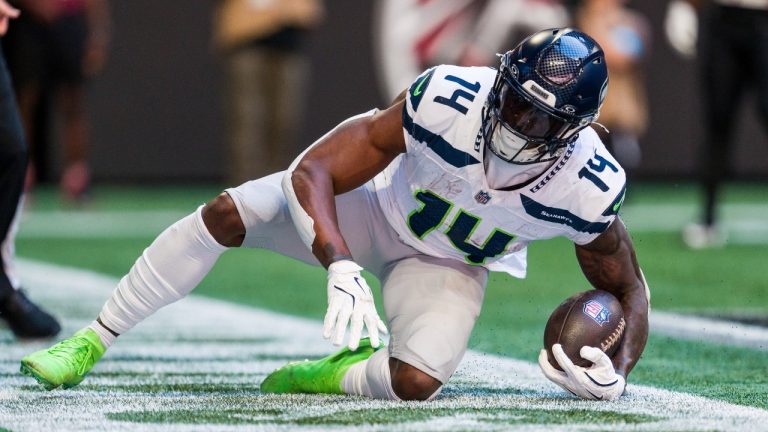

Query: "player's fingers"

xmin=377 ymin=317 xmax=388 ymax=335
xmin=363 ymin=314 xmax=380 ymax=348
xmin=332 ymin=309 xmax=352 ymax=346
xmin=552 ymin=344 xmax=581 ymax=379
xmin=347 ymin=337 xmax=360 ymax=351
xmin=347 ymin=314 xmax=364 ymax=351
xmin=579 ymin=346 xmax=612 ymax=369
xmin=538 ymin=349 xmax=567 ymax=383
xmin=322 ymin=305 xmax=339 ymax=339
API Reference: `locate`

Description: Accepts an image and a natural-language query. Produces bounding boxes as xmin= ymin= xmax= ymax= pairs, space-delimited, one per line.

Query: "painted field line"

xmin=1 ymin=260 xmax=767 ymax=432
xmin=651 ymin=311 xmax=768 ymax=350
xmin=17 ymin=210 xmax=187 ymax=238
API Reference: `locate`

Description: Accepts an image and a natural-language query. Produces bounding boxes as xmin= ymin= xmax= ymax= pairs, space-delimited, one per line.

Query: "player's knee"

xmin=389 ymin=358 xmax=442 ymax=401
xmin=202 ymin=192 xmax=245 ymax=247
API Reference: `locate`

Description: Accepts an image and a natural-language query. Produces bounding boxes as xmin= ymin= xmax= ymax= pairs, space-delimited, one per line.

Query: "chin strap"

xmin=592 ymin=122 xmax=610 ymax=134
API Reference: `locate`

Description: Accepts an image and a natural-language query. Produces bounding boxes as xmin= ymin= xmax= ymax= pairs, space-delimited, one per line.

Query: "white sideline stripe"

xmin=17 ymin=210 xmax=187 ymax=238
xmin=651 ymin=311 xmax=768 ymax=350
xmin=1 ymin=260 xmax=768 ymax=432
xmin=14 ymin=202 xmax=768 ymax=240
xmin=621 ymin=203 xmax=768 ymax=243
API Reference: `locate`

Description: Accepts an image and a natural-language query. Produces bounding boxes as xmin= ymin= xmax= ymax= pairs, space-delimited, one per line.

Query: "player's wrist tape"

xmin=329 ymin=255 xmax=354 ymax=264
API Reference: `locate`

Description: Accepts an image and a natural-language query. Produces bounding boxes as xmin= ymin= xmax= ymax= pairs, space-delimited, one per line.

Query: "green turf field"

xmin=6 ymin=182 xmax=768 ymax=430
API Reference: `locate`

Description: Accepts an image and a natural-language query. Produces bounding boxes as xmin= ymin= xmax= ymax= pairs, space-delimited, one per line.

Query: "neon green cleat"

xmin=20 ymin=328 xmax=106 ymax=390
xmin=261 ymin=338 xmax=382 ymax=394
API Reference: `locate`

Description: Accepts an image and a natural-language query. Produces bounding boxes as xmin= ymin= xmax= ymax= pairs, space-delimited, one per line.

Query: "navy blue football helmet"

xmin=482 ymin=28 xmax=608 ymax=164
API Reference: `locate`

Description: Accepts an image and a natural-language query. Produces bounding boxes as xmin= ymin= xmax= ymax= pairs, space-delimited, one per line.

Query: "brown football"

xmin=543 ymin=289 xmax=625 ymax=370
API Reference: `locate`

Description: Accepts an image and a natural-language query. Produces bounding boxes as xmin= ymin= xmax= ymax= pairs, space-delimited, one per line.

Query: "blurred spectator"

xmin=0 ymin=0 xmax=60 ymax=338
xmin=374 ymin=0 xmax=567 ymax=101
xmin=666 ymin=0 xmax=768 ymax=248
xmin=459 ymin=0 xmax=568 ymax=67
xmin=212 ymin=0 xmax=324 ymax=184
xmin=4 ymin=0 xmax=109 ymax=201
xmin=573 ymin=0 xmax=650 ymax=172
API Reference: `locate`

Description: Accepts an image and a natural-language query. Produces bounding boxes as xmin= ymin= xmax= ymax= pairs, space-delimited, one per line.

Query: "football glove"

xmin=324 ymin=260 xmax=387 ymax=351
xmin=539 ymin=344 xmax=626 ymax=401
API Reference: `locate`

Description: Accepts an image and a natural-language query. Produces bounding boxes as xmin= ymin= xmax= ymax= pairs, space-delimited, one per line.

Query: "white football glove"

xmin=324 ymin=260 xmax=388 ymax=351
xmin=538 ymin=344 xmax=626 ymax=401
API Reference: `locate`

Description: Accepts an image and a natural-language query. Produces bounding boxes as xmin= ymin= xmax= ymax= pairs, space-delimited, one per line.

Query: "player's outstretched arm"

xmin=539 ymin=218 xmax=648 ymax=400
xmin=285 ymin=97 xmax=406 ymax=267
xmin=574 ymin=218 xmax=650 ymax=379
xmin=281 ymin=96 xmax=406 ymax=350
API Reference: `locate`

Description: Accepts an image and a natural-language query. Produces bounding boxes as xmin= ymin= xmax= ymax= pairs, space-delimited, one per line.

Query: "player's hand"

xmin=324 ymin=260 xmax=388 ymax=351
xmin=538 ymin=344 xmax=625 ymax=401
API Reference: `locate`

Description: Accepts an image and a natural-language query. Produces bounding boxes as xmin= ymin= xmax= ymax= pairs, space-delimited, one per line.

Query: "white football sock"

xmin=88 ymin=319 xmax=117 ymax=348
xmin=96 ymin=205 xmax=227 ymax=340
xmin=341 ymin=348 xmax=400 ymax=400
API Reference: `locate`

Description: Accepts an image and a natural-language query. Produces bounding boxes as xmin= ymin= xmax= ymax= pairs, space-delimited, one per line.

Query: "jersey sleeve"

xmin=519 ymin=127 xmax=627 ymax=246
xmin=563 ymin=130 xmax=627 ymax=245
xmin=401 ymin=65 xmax=490 ymax=165
xmin=402 ymin=66 xmax=438 ymax=154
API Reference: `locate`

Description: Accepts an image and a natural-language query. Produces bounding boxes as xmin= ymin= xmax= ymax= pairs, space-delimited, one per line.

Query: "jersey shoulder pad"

xmin=403 ymin=65 xmax=494 ymax=162
xmin=521 ymin=128 xmax=626 ymax=242
xmin=567 ymin=127 xmax=627 ymax=220
xmin=405 ymin=65 xmax=494 ymax=116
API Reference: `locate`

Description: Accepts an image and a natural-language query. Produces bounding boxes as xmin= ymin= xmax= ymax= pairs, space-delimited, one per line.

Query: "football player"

xmin=20 ymin=28 xmax=649 ymax=401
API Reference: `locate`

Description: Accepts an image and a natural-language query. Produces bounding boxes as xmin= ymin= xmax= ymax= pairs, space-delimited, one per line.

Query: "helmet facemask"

xmin=483 ymin=48 xmax=600 ymax=165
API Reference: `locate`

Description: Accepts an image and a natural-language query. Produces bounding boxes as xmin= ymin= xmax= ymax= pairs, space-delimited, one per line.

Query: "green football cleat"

xmin=261 ymin=338 xmax=382 ymax=394
xmin=20 ymin=328 xmax=106 ymax=390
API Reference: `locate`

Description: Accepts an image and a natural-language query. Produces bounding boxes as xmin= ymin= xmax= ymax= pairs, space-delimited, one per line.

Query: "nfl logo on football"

xmin=583 ymin=300 xmax=611 ymax=326
xmin=474 ymin=190 xmax=491 ymax=204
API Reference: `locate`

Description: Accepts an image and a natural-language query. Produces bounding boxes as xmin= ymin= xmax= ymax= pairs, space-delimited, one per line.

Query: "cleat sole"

xmin=20 ymin=362 xmax=60 ymax=391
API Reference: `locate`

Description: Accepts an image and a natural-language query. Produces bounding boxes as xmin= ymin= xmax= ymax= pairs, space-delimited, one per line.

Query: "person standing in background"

xmin=0 ymin=0 xmax=61 ymax=339
xmin=3 ymin=0 xmax=110 ymax=201
xmin=573 ymin=0 xmax=650 ymax=173
xmin=213 ymin=0 xmax=324 ymax=185
xmin=667 ymin=0 xmax=768 ymax=248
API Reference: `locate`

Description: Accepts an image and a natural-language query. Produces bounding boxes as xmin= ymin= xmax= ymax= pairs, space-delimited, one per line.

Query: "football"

xmin=543 ymin=289 xmax=625 ymax=370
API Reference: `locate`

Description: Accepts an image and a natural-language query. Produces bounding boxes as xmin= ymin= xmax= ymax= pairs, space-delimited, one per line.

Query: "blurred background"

xmin=3 ymin=0 xmax=764 ymax=185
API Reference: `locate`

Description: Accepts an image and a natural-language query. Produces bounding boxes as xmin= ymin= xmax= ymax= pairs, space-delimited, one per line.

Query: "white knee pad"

xmin=342 ymin=348 xmax=400 ymax=400
xmin=342 ymin=348 xmax=443 ymax=401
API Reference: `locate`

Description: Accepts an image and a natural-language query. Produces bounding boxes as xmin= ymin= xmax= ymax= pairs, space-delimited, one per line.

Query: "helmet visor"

xmin=498 ymin=85 xmax=572 ymax=142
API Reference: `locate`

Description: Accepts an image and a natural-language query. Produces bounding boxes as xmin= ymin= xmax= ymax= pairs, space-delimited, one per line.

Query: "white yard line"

xmin=651 ymin=311 xmax=768 ymax=351
xmin=17 ymin=210 xmax=187 ymax=238
xmin=1 ymin=260 xmax=767 ymax=432
xmin=621 ymin=203 xmax=768 ymax=243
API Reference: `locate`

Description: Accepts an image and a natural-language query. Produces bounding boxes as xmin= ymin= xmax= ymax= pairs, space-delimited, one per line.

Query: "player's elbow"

xmin=284 ymin=158 xmax=318 ymax=197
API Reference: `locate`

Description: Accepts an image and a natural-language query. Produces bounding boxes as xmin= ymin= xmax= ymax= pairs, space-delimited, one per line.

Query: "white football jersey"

xmin=373 ymin=65 xmax=626 ymax=278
